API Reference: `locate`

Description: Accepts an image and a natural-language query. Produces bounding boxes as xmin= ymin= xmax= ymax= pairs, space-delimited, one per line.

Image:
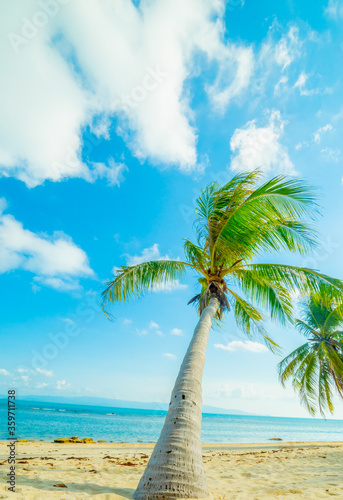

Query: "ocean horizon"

xmin=1 ymin=399 xmax=342 ymax=444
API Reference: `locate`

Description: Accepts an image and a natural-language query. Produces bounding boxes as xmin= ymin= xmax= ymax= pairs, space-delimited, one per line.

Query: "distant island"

xmin=2 ymin=394 xmax=255 ymax=416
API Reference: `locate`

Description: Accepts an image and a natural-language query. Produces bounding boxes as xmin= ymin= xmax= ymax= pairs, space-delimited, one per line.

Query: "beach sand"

xmin=0 ymin=441 xmax=342 ymax=499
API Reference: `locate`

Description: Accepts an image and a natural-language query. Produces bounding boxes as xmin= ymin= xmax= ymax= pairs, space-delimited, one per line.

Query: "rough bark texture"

xmin=134 ymin=297 xmax=219 ymax=499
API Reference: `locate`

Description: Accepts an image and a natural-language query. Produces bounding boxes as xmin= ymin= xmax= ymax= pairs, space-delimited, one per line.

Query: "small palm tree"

xmin=278 ymin=284 xmax=343 ymax=416
xmin=102 ymin=170 xmax=343 ymax=499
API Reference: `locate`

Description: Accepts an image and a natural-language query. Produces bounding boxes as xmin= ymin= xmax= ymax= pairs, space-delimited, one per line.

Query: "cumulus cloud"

xmin=19 ymin=375 xmax=30 ymax=385
xmin=1 ymin=0 xmax=253 ymax=186
xmin=0 ymin=369 xmax=10 ymax=376
xmin=214 ymin=340 xmax=268 ymax=353
xmin=56 ymin=379 xmax=70 ymax=390
xmin=135 ymin=328 xmax=148 ymax=336
xmin=125 ymin=243 xmax=168 ymax=266
xmin=149 ymin=321 xmax=163 ymax=335
xmin=36 ymin=368 xmax=53 ymax=377
xmin=171 ymin=328 xmax=183 ymax=336
xmin=151 ymin=280 xmax=188 ymax=292
xmin=149 ymin=321 xmax=160 ymax=330
xmin=16 ymin=368 xmax=28 ymax=374
xmin=230 ymin=110 xmax=295 ymax=175
xmin=36 ymin=382 xmax=49 ymax=389
xmin=0 ymin=198 xmax=93 ymax=290
xmin=313 ymin=124 xmax=334 ymax=144
xmin=90 ymin=160 xmax=127 ymax=186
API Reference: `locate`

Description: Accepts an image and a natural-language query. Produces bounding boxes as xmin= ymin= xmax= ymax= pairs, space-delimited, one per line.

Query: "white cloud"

xmin=0 ymin=0 xmax=253 ymax=185
xmin=214 ymin=340 xmax=268 ymax=353
xmin=295 ymin=141 xmax=307 ymax=150
xmin=274 ymin=26 xmax=301 ymax=71
xmin=122 ymin=318 xmax=132 ymax=326
xmin=230 ymin=110 xmax=295 ymax=175
xmin=56 ymin=379 xmax=70 ymax=390
xmin=33 ymin=276 xmax=83 ymax=291
xmin=149 ymin=320 xmax=163 ymax=334
xmin=36 ymin=368 xmax=53 ymax=377
xmin=136 ymin=328 xmax=148 ymax=336
xmin=322 ymin=147 xmax=340 ymax=162
xmin=0 ymin=369 xmax=10 ymax=376
xmin=16 ymin=368 xmax=28 ymax=374
xmin=313 ymin=124 xmax=333 ymax=144
xmin=62 ymin=318 xmax=75 ymax=324
xmin=163 ymin=353 xmax=177 ymax=360
xmin=0 ymin=198 xmax=93 ymax=290
xmin=207 ymin=45 xmax=254 ymax=112
xmin=274 ymin=76 xmax=288 ymax=95
xmin=151 ymin=279 xmax=188 ymax=292
xmin=324 ymin=0 xmax=343 ymax=18
xmin=91 ymin=159 xmax=127 ymax=186
xmin=258 ymin=25 xmax=301 ymax=76
xmin=171 ymin=328 xmax=183 ymax=336
xmin=294 ymin=72 xmax=321 ymax=96
xmin=36 ymin=382 xmax=48 ymax=389
xmin=294 ymin=71 xmax=307 ymax=91
xmin=149 ymin=321 xmax=160 ymax=330
xmin=125 ymin=243 xmax=170 ymax=266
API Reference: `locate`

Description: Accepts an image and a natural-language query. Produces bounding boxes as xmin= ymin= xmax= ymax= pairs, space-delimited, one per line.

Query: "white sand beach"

xmin=0 ymin=441 xmax=342 ymax=499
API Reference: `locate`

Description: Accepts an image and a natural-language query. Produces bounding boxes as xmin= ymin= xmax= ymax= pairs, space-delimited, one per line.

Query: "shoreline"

xmin=1 ymin=441 xmax=343 ymax=498
xmin=1 ymin=439 xmax=343 ymax=445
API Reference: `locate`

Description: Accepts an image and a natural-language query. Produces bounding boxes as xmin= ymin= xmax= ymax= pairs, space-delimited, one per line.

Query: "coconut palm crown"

xmin=278 ymin=284 xmax=343 ymax=416
xmin=102 ymin=170 xmax=343 ymax=350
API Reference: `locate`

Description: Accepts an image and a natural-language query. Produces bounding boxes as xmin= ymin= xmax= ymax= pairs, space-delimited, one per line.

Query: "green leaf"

xmin=102 ymin=259 xmax=187 ymax=313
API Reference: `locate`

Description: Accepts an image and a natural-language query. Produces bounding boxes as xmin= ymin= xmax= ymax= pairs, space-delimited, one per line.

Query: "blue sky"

xmin=1 ymin=0 xmax=343 ymax=418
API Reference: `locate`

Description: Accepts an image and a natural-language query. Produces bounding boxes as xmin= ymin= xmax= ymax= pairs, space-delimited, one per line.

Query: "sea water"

xmin=0 ymin=399 xmax=342 ymax=443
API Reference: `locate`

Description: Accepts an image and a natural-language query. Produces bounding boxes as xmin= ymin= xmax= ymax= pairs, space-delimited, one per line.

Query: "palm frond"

xmin=243 ymin=264 xmax=343 ymax=302
xmin=183 ymin=239 xmax=209 ymax=273
xmin=295 ymin=319 xmax=318 ymax=338
xmin=102 ymin=260 xmax=187 ymax=315
xmin=209 ymin=174 xmax=319 ymax=264
xmin=228 ymin=288 xmax=280 ymax=352
xmin=318 ymin=356 xmax=334 ymax=416
xmin=233 ymin=268 xmax=293 ymax=325
xmin=297 ymin=352 xmax=318 ymax=416
xmin=280 ymin=282 xmax=343 ymax=416
xmin=278 ymin=343 xmax=311 ymax=385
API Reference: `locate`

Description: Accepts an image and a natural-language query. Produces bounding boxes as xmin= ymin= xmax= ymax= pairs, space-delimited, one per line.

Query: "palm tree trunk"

xmin=134 ymin=296 xmax=219 ymax=499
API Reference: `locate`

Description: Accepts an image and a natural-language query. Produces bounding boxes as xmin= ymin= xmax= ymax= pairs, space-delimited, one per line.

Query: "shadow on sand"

xmin=17 ymin=475 xmax=135 ymax=498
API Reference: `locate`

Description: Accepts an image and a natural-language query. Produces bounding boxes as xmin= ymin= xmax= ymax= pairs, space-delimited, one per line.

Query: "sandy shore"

xmin=0 ymin=441 xmax=342 ymax=499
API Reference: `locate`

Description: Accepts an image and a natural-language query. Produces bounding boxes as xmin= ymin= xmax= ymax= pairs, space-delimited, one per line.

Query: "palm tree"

xmin=102 ymin=170 xmax=343 ymax=499
xmin=278 ymin=284 xmax=343 ymax=417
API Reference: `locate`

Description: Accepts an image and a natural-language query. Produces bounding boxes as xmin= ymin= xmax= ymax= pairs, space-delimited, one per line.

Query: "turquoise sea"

xmin=1 ymin=399 xmax=342 ymax=443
